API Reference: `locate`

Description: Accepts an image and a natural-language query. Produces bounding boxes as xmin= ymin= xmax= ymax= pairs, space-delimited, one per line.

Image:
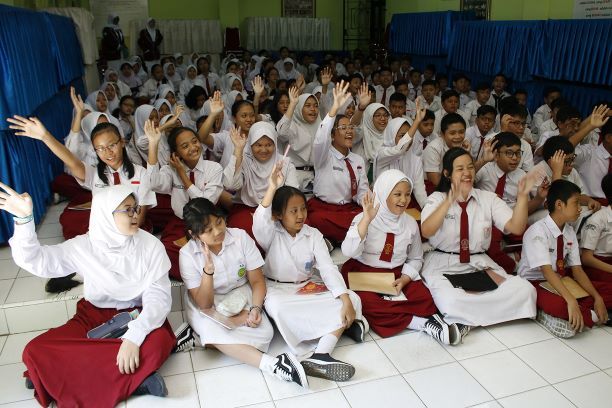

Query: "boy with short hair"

xmin=375 ymin=66 xmax=394 ymax=106
xmin=518 ymin=179 xmax=612 ymax=337
xmin=453 ymin=73 xmax=475 ymax=109
xmin=436 ymin=73 xmax=450 ymax=96
xmin=532 ymin=86 xmax=562 ymax=136
xmin=415 ymin=79 xmax=442 ymax=113
xmin=535 ymin=105 xmax=582 ymax=157
xmin=580 ymin=174 xmax=612 ymax=282
xmin=392 ymin=82 xmax=417 ymax=119
xmin=466 ymin=105 xmax=497 ymax=160
xmin=513 ymin=89 xmax=531 ymax=127
xmin=538 ymin=97 xmax=569 ymax=137
xmin=498 ymin=103 xmax=535 ymax=172
xmin=487 ymin=73 xmax=511 ymax=111
xmin=407 ymin=69 xmax=422 ymax=101
xmin=388 ymin=92 xmax=415 ymax=121
xmin=433 ymin=90 xmax=470 ymax=135
xmin=410 ymin=109 xmax=437 ymax=158
xmin=464 ymin=83 xmax=494 ymax=126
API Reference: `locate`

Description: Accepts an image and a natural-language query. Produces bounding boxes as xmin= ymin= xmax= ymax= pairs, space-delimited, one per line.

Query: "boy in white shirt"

xmin=464 ymin=83 xmax=494 ymax=126
xmin=514 ymin=89 xmax=532 ymax=128
xmin=388 ymin=90 xmax=416 ymax=121
xmin=518 ymin=180 xmax=612 ymax=337
xmin=453 ymin=73 xmax=475 ymax=110
xmin=410 ymin=109 xmax=438 ymax=158
xmin=535 ymin=105 xmax=581 ymax=159
xmin=532 ymin=86 xmax=562 ymax=136
xmin=433 ymin=90 xmax=470 ymax=135
xmin=415 ymin=80 xmax=442 ymax=113
xmin=465 ymin=105 xmax=496 ymax=160
xmin=407 ymin=69 xmax=422 ymax=102
xmin=487 ymin=73 xmax=511 ymax=111
xmin=538 ymin=97 xmax=568 ymax=137
xmin=374 ymin=67 xmax=394 ymax=106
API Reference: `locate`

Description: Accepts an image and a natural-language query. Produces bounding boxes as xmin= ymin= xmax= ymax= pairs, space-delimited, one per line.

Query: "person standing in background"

xmin=139 ymin=19 xmax=164 ymax=62
xmin=101 ymin=14 xmax=127 ymax=62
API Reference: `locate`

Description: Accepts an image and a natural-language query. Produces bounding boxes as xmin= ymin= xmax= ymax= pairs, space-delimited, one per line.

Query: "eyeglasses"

xmin=373 ymin=112 xmax=390 ymax=119
xmin=564 ymin=155 xmax=576 ymax=165
xmin=335 ymin=124 xmax=357 ymax=131
xmin=94 ymin=139 xmax=122 ymax=153
xmin=112 ymin=205 xmax=141 ymax=217
xmin=508 ymin=120 xmax=527 ymax=128
xmin=499 ymin=150 xmax=522 ymax=158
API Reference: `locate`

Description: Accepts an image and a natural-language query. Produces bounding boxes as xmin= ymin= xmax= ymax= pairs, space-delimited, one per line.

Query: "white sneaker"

xmin=535 ymin=309 xmax=576 ymax=338
xmin=423 ymin=314 xmax=451 ymax=345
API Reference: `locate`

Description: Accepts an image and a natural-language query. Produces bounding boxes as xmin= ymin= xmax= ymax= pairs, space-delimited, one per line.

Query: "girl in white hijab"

xmin=104 ymin=68 xmax=132 ymax=97
xmin=279 ymin=58 xmax=299 ymax=81
xmin=221 ymin=73 xmax=245 ymax=94
xmin=373 ymin=114 xmax=429 ymax=209
xmin=276 ymin=88 xmax=322 ymax=191
xmin=163 ymin=62 xmax=182 ymax=92
xmin=86 ymin=90 xmax=110 ymax=114
xmin=355 ymin=103 xmax=390 ymax=171
xmin=179 ymin=64 xmax=203 ymax=101
xmin=341 ymin=170 xmax=454 ymax=342
xmin=4 ymin=183 xmax=175 ymax=406
xmin=100 ymin=81 xmax=120 ymax=113
xmin=119 ymin=62 xmax=142 ymax=91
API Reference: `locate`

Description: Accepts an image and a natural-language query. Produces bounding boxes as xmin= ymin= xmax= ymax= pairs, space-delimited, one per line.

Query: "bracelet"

xmin=202 ymin=268 xmax=214 ymax=276
xmin=249 ymin=305 xmax=263 ymax=314
xmin=13 ymin=214 xmax=33 ymax=225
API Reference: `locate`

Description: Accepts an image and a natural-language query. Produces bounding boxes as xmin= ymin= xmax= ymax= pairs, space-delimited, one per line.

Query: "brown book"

xmin=67 ymin=201 xmax=92 ymax=211
xmin=173 ymin=236 xmax=188 ymax=248
xmin=405 ymin=208 xmax=421 ymax=221
xmin=539 ymin=276 xmax=590 ymax=299
xmin=348 ymin=272 xmax=397 ymax=295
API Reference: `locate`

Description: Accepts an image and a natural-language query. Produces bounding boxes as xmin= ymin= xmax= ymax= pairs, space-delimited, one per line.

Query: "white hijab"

xmin=80 ymin=111 xmax=125 ymax=141
xmin=373 ymin=117 xmax=412 ymax=181
xmin=221 ymin=73 xmax=244 ymax=93
xmin=134 ymin=104 xmax=155 ymax=141
xmin=118 ymin=65 xmax=142 ymax=89
xmin=371 ymin=169 xmax=412 ymax=234
xmin=86 ymin=185 xmax=169 ymax=301
xmin=291 ymin=94 xmax=321 ymax=163
xmin=146 ymin=18 xmax=156 ymax=41
xmin=241 ymin=121 xmax=291 ymax=207
xmin=99 ymin=82 xmax=120 ymax=113
xmin=155 ymin=85 xmax=175 ymax=109
xmin=362 ymin=103 xmax=390 ymax=162
xmin=163 ymin=62 xmax=182 ymax=90
xmin=86 ymin=90 xmax=110 ymax=114
xmin=154 ymin=98 xmax=171 ymax=115
xmin=105 ymin=14 xmax=119 ymax=30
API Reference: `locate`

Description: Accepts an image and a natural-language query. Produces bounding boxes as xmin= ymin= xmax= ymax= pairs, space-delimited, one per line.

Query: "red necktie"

xmin=344 ymin=158 xmax=357 ymax=197
xmin=422 ymin=138 xmax=428 ymax=151
xmin=495 ymin=174 xmax=507 ymax=199
xmin=205 ymin=148 xmax=211 ymax=160
xmin=556 ymin=234 xmax=565 ymax=276
xmin=458 ymin=199 xmax=471 ymax=263
xmin=205 ymin=76 xmax=211 ymax=96
xmin=113 ymin=172 xmax=120 ymax=185
xmin=379 ymin=233 xmax=395 ymax=262
xmin=381 ymin=87 xmax=387 ymax=106
xmin=189 ymin=170 xmax=195 ymax=185
xmin=475 ymin=135 xmax=485 ymax=159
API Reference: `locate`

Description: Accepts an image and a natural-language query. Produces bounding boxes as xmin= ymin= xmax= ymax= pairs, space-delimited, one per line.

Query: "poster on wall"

xmin=90 ymin=0 xmax=148 ymax=37
xmin=573 ymin=0 xmax=612 ymax=18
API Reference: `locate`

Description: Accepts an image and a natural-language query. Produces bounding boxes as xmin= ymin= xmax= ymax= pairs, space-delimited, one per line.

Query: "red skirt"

xmin=486 ymin=227 xmax=523 ymax=274
xmin=340 ymin=258 xmax=437 ymax=338
xmin=51 ymin=173 xmax=88 ymax=200
xmin=59 ymin=192 xmax=93 ymax=240
xmin=160 ymin=215 xmax=186 ymax=281
xmin=583 ymin=255 xmax=612 ymax=283
xmin=306 ymin=198 xmax=361 ymax=243
xmin=146 ymin=193 xmax=174 ymax=231
xmin=22 ymin=299 xmax=175 ymax=408
xmin=227 ymin=203 xmax=257 ymax=241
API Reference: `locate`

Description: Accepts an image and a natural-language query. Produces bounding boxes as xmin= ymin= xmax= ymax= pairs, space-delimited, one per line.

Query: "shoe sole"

xmin=346 ymin=318 xmax=369 ymax=343
xmin=283 ymin=353 xmax=309 ymax=389
xmin=535 ymin=309 xmax=575 ymax=338
xmin=301 ymin=360 xmax=355 ymax=382
xmin=147 ymin=373 xmax=168 ymax=397
xmin=448 ymin=323 xmax=461 ymax=346
xmin=173 ymin=323 xmax=195 ymax=353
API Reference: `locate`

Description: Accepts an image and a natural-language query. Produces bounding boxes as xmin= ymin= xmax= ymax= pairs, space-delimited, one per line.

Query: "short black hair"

xmin=556 ymin=106 xmax=581 ymax=123
xmin=379 ymin=66 xmax=392 ymax=74
xmin=500 ymin=103 xmax=528 ymax=120
xmin=424 ymin=64 xmax=436 ymax=73
xmin=409 ymin=68 xmax=421 ymax=76
xmin=475 ymin=82 xmax=490 ymax=92
xmin=453 ymin=73 xmax=468 ymax=82
xmin=441 ymin=89 xmax=460 ymax=103
xmin=550 ymin=97 xmax=569 ymax=111
xmin=393 ymin=79 xmax=408 ymax=88
xmin=602 ymin=174 xmax=612 ymax=203
xmin=231 ymin=100 xmax=253 ymax=117
xmin=546 ymin=179 xmax=581 ymax=213
xmin=389 ymin=92 xmax=407 ymax=104
xmin=271 ymin=186 xmax=307 ymax=218
xmin=492 ymin=132 xmax=521 ymax=151
xmin=348 ymin=73 xmax=363 ymax=83
xmin=168 ymin=126 xmax=197 ymax=154
xmin=422 ymin=109 xmax=435 ymax=122
xmin=436 ymin=147 xmax=472 ymax=193
xmin=441 ymin=113 xmax=466 ymax=134
xmin=477 ymin=105 xmax=497 ymax=117
xmin=493 ymin=72 xmax=507 ymax=81
xmin=91 ymin=122 xmax=135 ymax=185
xmin=182 ymin=197 xmax=227 ymax=240
xmin=421 ymin=79 xmax=436 ymax=88
xmin=542 ymin=136 xmax=575 ymax=161
xmin=543 ymin=86 xmax=561 ymax=98
xmin=514 ymin=88 xmax=528 ymax=96
xmin=185 ymin=85 xmax=207 ymax=110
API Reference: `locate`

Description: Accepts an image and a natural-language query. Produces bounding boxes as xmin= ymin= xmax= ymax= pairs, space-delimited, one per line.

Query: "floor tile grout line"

xmin=397 ymin=371 xmax=430 ymax=408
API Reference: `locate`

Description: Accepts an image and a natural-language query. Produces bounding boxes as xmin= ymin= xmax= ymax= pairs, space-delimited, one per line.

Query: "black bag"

xmin=443 ymin=270 xmax=499 ymax=292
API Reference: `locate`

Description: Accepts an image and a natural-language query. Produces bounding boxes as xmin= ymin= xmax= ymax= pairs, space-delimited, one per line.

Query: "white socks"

xmin=407 ymin=316 xmax=428 ymax=331
xmin=259 ymin=353 xmax=277 ymax=373
xmin=315 ymin=334 xmax=339 ymax=355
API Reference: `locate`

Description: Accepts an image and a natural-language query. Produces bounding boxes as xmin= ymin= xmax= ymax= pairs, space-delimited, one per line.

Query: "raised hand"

xmin=357 ymin=82 xmax=371 ymax=110
xmin=295 ymin=73 xmax=306 ymax=92
xmin=268 ymin=161 xmax=285 ymax=190
xmin=414 ymin=98 xmax=426 ymax=123
xmin=203 ymin=242 xmax=215 ymax=275
xmin=229 ymin=126 xmax=247 ymax=151
xmin=536 ymin=177 xmax=550 ymax=199
xmin=461 ymin=138 xmax=471 ymax=153
xmin=481 ymin=138 xmax=498 ymax=163
xmin=144 ymin=119 xmax=161 ymax=144
xmin=549 ymin=150 xmax=566 ymax=178
xmin=447 ymin=178 xmax=462 ymax=203
xmin=361 ymin=190 xmax=380 ymax=222
xmin=251 ymin=76 xmax=265 ymax=95
xmin=6 ymin=115 xmax=49 ymax=141
xmin=517 ymin=173 xmax=537 ymax=197
xmin=320 ymin=66 xmax=333 ymax=86
xmin=288 ymin=86 xmax=300 ymax=105
xmin=174 ymin=104 xmax=186 ymax=119
xmin=168 ymin=152 xmax=183 ymax=172
xmin=70 ymin=86 xmax=85 ymax=113
xmin=332 ymin=80 xmax=352 ymax=110
xmin=0 ymin=182 xmax=33 ymax=218
xmin=209 ymin=91 xmax=224 ymax=115
xmin=589 ymin=104 xmax=610 ymax=129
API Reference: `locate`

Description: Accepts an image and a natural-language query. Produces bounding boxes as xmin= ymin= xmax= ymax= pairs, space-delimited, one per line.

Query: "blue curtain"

xmin=0 ymin=5 xmax=84 ymax=244
xmin=389 ymin=11 xmax=476 ymax=56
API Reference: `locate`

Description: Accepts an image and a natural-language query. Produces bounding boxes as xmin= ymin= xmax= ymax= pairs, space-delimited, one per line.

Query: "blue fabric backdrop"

xmin=0 ymin=5 xmax=84 ymax=244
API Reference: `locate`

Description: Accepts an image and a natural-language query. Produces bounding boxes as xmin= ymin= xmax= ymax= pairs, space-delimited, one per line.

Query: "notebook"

xmin=443 ymin=269 xmax=501 ymax=292
xmin=405 ymin=208 xmax=421 ymax=221
xmin=198 ymin=307 xmax=244 ymax=330
xmin=347 ymin=272 xmax=397 ymax=295
xmin=173 ymin=236 xmax=188 ymax=247
xmin=539 ymin=276 xmax=590 ymax=299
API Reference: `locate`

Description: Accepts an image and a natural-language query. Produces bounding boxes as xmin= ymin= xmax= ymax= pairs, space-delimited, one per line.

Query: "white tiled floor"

xmin=1 ymin=204 xmax=612 ymax=407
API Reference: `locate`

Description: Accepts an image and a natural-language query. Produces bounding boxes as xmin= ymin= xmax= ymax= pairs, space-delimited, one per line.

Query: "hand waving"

xmin=6 ymin=116 xmax=49 ymax=141
xmin=0 ymin=182 xmax=33 ymax=218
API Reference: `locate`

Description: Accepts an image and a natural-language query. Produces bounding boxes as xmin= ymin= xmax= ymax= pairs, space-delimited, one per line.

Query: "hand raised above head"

xmin=0 ymin=182 xmax=33 ymax=218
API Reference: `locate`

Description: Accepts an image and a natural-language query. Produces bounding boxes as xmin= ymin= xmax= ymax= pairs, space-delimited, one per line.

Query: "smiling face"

xmin=175 ymin=130 xmax=202 ymax=166
xmin=301 ymin=96 xmax=319 ymax=123
xmin=332 ymin=117 xmax=355 ymax=151
xmin=113 ymin=195 xmax=139 ymax=235
xmin=372 ymin=107 xmax=389 ymax=132
xmin=92 ymin=129 xmax=124 ymax=169
xmin=445 ymin=153 xmax=475 ymax=197
xmin=251 ymin=135 xmax=275 ymax=162
xmin=441 ymin=123 xmax=466 ymax=148
xmin=386 ymin=181 xmax=412 ymax=215
xmin=231 ymin=79 xmax=243 ymax=92
xmin=234 ymin=103 xmax=255 ymax=132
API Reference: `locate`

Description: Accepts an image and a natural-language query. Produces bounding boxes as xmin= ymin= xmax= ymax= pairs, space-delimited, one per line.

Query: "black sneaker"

xmin=301 ymin=353 xmax=355 ymax=381
xmin=133 ymin=372 xmax=168 ymax=397
xmin=25 ymin=378 xmax=34 ymax=390
xmin=272 ymin=353 xmax=309 ymax=388
xmin=344 ymin=318 xmax=369 ymax=343
xmin=456 ymin=323 xmax=472 ymax=342
xmin=422 ymin=314 xmax=451 ymax=345
xmin=45 ymin=274 xmax=81 ymax=294
xmin=173 ymin=322 xmax=195 ymax=353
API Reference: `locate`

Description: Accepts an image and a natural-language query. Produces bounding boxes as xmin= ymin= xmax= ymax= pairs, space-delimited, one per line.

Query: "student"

xmin=420 ymin=147 xmax=537 ymax=335
xmin=532 ymin=86 xmax=561 ymax=136
xmin=145 ymin=123 xmax=223 ymax=280
xmin=513 ymin=89 xmax=532 ymax=128
xmin=407 ymin=69 xmax=422 ymax=101
xmin=374 ymin=66 xmax=394 ymax=106
xmin=119 ymin=62 xmax=143 ymax=94
xmin=354 ymin=102 xmax=390 ymax=174
xmin=415 ymin=79 xmax=442 ymax=113
xmin=196 ymin=57 xmax=219 ymax=95
xmin=465 ymin=105 xmax=497 ymax=160
xmin=252 ymin=165 xmax=363 ymax=380
xmin=224 ymin=121 xmax=299 ymax=239
xmin=115 ymin=95 xmax=136 ymax=143
xmin=341 ymin=169 xmax=459 ymax=342
xmin=534 ymin=105 xmax=582 ymax=158
xmin=308 ymin=82 xmax=369 ymax=243
xmin=436 ymin=73 xmax=450 ymax=96
xmin=409 ymin=109 xmax=437 ymax=158
xmin=390 ymin=86 xmax=417 ymax=120
xmin=538 ymin=97 xmax=568 ymax=138
xmin=374 ymin=110 xmax=428 ymax=209
xmin=100 ymin=81 xmax=120 ymax=113
xmin=518 ymin=180 xmax=612 ymax=337
xmin=464 ymin=83 xmax=493 ymax=126
xmin=487 ymin=73 xmax=511 ymax=111
xmin=133 ymin=104 xmax=160 ymax=162
xmin=433 ymin=90 xmax=470 ymax=135
xmin=179 ymin=65 xmax=203 ymax=101
xmin=475 ymin=132 xmax=550 ymax=273
xmin=86 ymin=90 xmax=110 ymax=114
xmin=179 ymin=197 xmax=308 ymax=388
xmin=163 ymin=62 xmax=182 ymax=92
xmin=452 ymin=73 xmax=473 ymax=109
xmin=4 ymin=184 xmax=175 ymax=406
xmin=580 ymin=174 xmax=612 ymax=282
xmin=497 ymin=103 xmax=535 ymax=172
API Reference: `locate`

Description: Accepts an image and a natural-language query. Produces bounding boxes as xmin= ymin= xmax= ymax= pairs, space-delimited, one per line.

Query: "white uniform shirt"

xmin=79 ymin=162 xmax=156 ymax=207
xmin=408 ymin=83 xmax=421 ymax=102
xmin=575 ymin=143 xmax=610 ymax=199
xmin=538 ymin=118 xmax=557 ymax=138
xmin=422 ymin=136 xmax=449 ymax=174
xmin=580 ymin=206 xmax=612 ymax=257
xmin=488 ymin=132 xmax=534 ymax=172
xmin=138 ymin=78 xmax=174 ymax=100
xmin=313 ymin=115 xmax=369 ymax=205
xmin=179 ymin=228 xmax=265 ymax=293
xmin=532 ymin=161 xmax=585 ymax=193
xmin=9 ymin=222 xmax=171 ymax=346
xmin=415 ymin=95 xmax=442 ymax=113
xmin=532 ymin=104 xmax=551 ymax=135
xmin=341 ymin=213 xmax=423 ymax=280
xmin=196 ymin=72 xmax=219 ymax=92
xmin=276 ymin=116 xmax=316 ymax=168
xmin=252 ymin=205 xmax=348 ymax=297
xmin=475 ymin=162 xmax=526 ymax=207
xmin=422 ymin=189 xmax=513 ymax=253
xmin=374 ymin=146 xmax=428 ymax=208
xmin=459 ymin=92 xmax=474 ymax=110
xmin=536 ymin=129 xmax=560 ymax=151
xmin=517 ymin=215 xmax=580 ymax=280
xmin=486 ymin=91 xmax=511 ymax=109
xmin=433 ymin=108 xmax=470 ymax=135
xmin=464 ymin=99 xmax=495 ymax=126
xmin=465 ymin=125 xmax=495 ymax=160
xmin=148 ymin=157 xmax=223 ymax=218
xmin=410 ymin=130 xmax=439 ymax=159
xmin=375 ymin=85 xmax=395 ymax=106
xmin=211 ymin=130 xmax=235 ymax=169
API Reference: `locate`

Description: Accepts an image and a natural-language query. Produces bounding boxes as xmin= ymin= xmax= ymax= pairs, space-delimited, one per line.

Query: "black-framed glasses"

xmin=112 ymin=205 xmax=141 ymax=217
xmin=499 ymin=149 xmax=522 ymax=158
xmin=564 ymin=155 xmax=576 ymax=165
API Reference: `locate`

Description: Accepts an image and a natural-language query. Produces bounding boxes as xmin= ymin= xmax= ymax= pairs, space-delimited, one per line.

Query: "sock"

xmin=315 ymin=334 xmax=339 ymax=355
xmin=407 ymin=316 xmax=428 ymax=331
xmin=259 ymin=353 xmax=277 ymax=374
xmin=591 ymin=310 xmax=599 ymax=323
